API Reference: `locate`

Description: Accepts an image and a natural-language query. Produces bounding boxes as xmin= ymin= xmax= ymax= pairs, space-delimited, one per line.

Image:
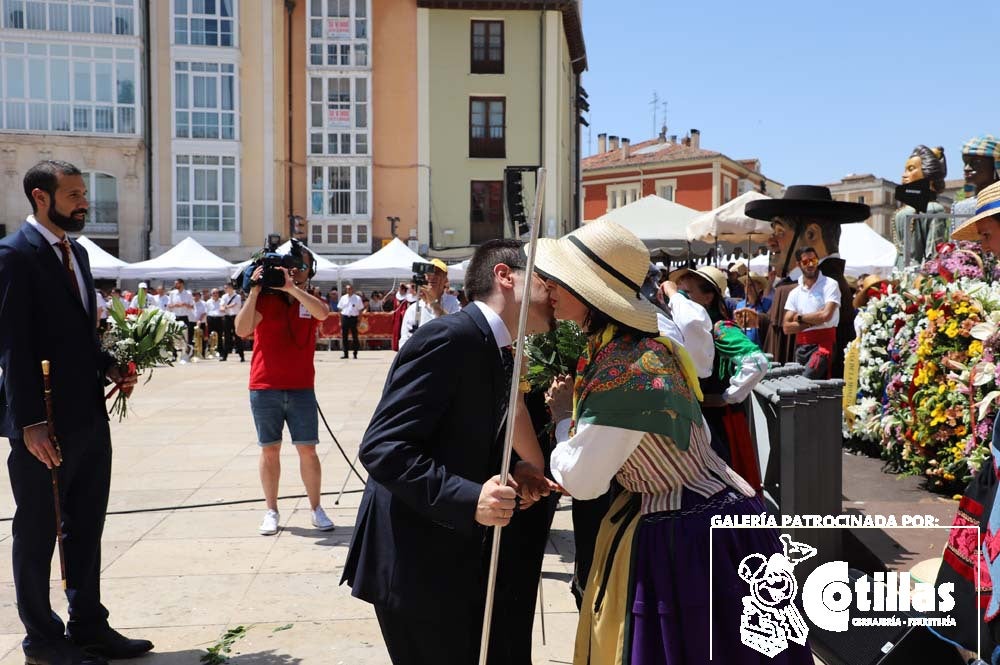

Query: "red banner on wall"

xmin=320 ymin=312 xmax=395 ymax=339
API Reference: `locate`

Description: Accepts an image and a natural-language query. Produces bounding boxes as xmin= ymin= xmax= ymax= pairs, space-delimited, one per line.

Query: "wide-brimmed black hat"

xmin=745 ymin=185 xmax=870 ymax=224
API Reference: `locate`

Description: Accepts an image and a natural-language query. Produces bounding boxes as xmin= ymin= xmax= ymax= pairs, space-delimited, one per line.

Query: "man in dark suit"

xmin=0 ymin=161 xmax=152 ymax=665
xmin=342 ymin=239 xmax=557 ymax=665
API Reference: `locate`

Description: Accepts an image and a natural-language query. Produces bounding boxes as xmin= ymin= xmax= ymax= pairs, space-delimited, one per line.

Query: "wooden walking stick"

xmin=477 ymin=168 xmax=546 ymax=665
xmin=40 ymin=360 xmax=67 ymax=590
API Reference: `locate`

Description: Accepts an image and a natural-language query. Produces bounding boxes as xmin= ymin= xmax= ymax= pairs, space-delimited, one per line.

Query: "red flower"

xmin=652 ymin=378 xmax=664 ymax=389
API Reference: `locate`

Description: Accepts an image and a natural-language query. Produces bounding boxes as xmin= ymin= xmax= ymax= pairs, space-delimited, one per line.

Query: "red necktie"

xmin=55 ymin=238 xmax=82 ymax=302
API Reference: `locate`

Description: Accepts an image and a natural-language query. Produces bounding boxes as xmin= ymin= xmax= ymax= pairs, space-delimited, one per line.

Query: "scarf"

xmin=571 ymin=324 xmax=703 ymax=451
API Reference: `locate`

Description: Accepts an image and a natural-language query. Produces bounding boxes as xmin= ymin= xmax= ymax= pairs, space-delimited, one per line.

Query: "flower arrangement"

xmin=102 ymin=287 xmax=187 ymax=420
xmin=849 ymin=242 xmax=1000 ymax=491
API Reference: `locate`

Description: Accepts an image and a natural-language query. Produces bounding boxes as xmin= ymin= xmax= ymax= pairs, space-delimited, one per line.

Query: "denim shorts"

xmin=249 ymin=389 xmax=319 ymax=446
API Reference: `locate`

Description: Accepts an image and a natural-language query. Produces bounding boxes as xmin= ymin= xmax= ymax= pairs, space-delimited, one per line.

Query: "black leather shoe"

xmin=69 ymin=628 xmax=153 ymax=660
xmin=24 ymin=640 xmax=108 ymax=665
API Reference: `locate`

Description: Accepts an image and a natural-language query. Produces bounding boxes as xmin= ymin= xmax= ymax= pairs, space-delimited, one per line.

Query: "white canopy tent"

xmin=230 ymin=240 xmax=342 ymax=281
xmin=119 ymin=236 xmax=235 ymax=280
xmin=339 ymin=238 xmax=430 ymax=280
xmin=598 ymin=195 xmax=700 ymax=248
xmin=686 ymin=191 xmax=772 ymax=244
xmin=76 ymin=235 xmax=128 ymax=279
xmin=447 ymin=259 xmax=470 ymax=283
xmin=748 ymin=223 xmax=898 ymax=277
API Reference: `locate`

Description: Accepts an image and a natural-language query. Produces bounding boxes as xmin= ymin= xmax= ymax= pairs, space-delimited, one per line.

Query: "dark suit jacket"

xmin=342 ymin=304 xmax=507 ymax=618
xmin=0 ymin=222 xmax=111 ymax=440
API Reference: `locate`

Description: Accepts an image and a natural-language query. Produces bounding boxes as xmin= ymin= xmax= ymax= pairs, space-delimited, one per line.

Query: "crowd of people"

xmin=9 ymin=152 xmax=1000 ymax=665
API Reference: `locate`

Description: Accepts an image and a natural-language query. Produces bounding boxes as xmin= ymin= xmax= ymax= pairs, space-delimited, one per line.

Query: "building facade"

xmin=0 ymin=0 xmax=147 ymax=259
xmin=2 ymin=0 xmax=585 ymax=264
xmin=581 ymin=129 xmax=782 ymax=222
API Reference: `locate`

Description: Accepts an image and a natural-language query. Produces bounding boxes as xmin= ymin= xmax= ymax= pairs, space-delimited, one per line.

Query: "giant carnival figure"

xmin=953 ymin=135 xmax=1000 ymax=225
xmin=894 ymin=145 xmax=948 ymax=266
xmin=745 ymin=186 xmax=870 ymax=378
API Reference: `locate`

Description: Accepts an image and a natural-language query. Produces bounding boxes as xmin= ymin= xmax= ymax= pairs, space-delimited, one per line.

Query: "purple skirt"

xmin=629 ymin=490 xmax=814 ymax=665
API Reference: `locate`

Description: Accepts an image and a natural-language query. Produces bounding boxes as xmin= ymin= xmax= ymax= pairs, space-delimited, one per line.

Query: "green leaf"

xmin=272 ymin=624 xmax=293 ymax=632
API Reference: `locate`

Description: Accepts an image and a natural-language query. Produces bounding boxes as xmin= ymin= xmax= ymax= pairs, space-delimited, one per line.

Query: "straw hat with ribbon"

xmin=741 ymin=273 xmax=768 ymax=296
xmin=952 ymin=180 xmax=1000 ymax=241
xmin=668 ymin=265 xmax=728 ymax=297
xmin=534 ymin=219 xmax=659 ymax=334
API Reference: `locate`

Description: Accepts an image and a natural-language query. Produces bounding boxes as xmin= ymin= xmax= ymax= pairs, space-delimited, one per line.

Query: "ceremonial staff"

xmin=478 ymin=168 xmax=547 ymax=665
xmin=40 ymin=360 xmax=67 ymax=589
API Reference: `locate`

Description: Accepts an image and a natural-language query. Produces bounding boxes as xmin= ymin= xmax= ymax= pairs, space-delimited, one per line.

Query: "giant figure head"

xmin=962 ymin=135 xmax=1000 ymax=196
xmin=902 ymin=145 xmax=947 ymax=193
xmin=745 ymin=185 xmax=871 ymax=277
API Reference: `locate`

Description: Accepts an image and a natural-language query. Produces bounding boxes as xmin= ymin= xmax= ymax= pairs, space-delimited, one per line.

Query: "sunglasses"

xmin=799 ymin=257 xmax=818 ymax=268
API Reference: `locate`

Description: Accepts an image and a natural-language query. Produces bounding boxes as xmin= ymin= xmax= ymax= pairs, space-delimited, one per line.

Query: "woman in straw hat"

xmin=931 ymin=179 xmax=1000 ymax=661
xmin=668 ymin=266 xmax=768 ymax=493
xmin=733 ymin=272 xmax=772 ymax=347
xmin=536 ymin=219 xmax=811 ymax=664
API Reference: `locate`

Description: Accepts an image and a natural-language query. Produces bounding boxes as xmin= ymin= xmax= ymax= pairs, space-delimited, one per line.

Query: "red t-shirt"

xmin=248 ymin=294 xmax=320 ymax=390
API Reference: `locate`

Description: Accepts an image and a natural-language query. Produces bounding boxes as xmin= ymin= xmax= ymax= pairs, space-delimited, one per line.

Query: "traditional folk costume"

xmin=535 ymin=220 xmax=812 ymax=665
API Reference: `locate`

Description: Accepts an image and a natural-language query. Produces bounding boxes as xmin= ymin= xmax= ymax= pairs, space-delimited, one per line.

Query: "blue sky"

xmin=580 ymin=0 xmax=1000 ymax=187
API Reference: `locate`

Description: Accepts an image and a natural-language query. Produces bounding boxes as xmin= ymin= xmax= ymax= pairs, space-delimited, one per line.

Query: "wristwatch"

xmin=797 ymin=314 xmax=804 ymax=325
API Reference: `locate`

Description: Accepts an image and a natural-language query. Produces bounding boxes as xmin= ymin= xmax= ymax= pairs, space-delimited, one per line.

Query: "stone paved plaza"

xmin=0 ymin=351 xmax=582 ymax=664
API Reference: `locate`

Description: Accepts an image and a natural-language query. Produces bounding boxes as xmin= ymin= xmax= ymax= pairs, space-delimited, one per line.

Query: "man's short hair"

xmin=465 ymin=239 xmax=524 ymax=302
xmin=795 ymin=246 xmax=817 ymax=261
xmin=176 ymin=278 xmax=185 ymax=286
xmin=23 ymin=160 xmax=82 ymax=213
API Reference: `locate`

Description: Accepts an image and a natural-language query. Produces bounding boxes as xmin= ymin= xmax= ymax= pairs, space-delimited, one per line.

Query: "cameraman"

xmin=398 ymin=259 xmax=460 ymax=350
xmin=235 ymin=245 xmax=334 ymax=536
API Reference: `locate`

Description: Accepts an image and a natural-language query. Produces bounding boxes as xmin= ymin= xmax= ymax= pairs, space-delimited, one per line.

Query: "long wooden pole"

xmin=40 ymin=360 xmax=66 ymax=589
xmin=477 ymin=168 xmax=546 ymax=665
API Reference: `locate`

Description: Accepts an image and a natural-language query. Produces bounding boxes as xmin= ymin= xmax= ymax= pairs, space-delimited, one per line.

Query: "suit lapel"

xmin=22 ymin=224 xmax=90 ymax=321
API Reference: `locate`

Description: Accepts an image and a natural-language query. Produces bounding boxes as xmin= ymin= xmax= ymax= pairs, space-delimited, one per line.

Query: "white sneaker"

xmin=259 ymin=509 xmax=280 ymax=535
xmin=311 ymin=506 xmax=335 ymax=531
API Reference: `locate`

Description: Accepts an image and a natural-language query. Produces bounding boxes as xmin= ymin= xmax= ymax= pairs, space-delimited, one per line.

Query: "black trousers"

xmin=8 ymin=419 xmax=112 ymax=650
xmin=341 ymin=315 xmax=360 ymax=355
xmin=222 ymin=315 xmax=243 ymax=360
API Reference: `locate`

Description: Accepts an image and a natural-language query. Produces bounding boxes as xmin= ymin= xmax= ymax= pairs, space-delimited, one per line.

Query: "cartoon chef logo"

xmin=737 ymin=535 xmax=815 ymax=657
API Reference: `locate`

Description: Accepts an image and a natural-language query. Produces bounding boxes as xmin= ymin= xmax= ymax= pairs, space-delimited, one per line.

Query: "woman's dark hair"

xmin=911 ymin=145 xmax=947 ymax=193
xmin=583 ymin=306 xmax=654 ymax=339
xmin=684 ymin=273 xmax=731 ymax=321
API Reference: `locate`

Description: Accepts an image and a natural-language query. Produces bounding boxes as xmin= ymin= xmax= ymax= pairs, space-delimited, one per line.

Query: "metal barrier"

xmin=751 ymin=363 xmax=845 ymax=573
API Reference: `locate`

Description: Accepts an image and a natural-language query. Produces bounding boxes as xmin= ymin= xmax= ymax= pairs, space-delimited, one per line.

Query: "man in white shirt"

xmin=220 ymin=283 xmax=244 ymax=362
xmin=338 ymin=284 xmax=364 ymax=359
xmin=129 ymin=282 xmax=152 ymax=309
xmin=192 ymin=290 xmax=208 ymax=358
xmin=95 ymin=288 xmax=108 ymax=332
xmin=167 ymin=278 xmax=195 ymax=356
xmin=205 ymin=288 xmax=225 ymax=358
xmin=398 ymin=260 xmax=462 ymax=350
xmin=783 ymin=246 xmax=841 ymax=378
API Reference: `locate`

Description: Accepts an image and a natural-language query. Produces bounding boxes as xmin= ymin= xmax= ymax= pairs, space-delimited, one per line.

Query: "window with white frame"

xmin=2 ymin=0 xmax=137 ymax=34
xmin=174 ymin=61 xmax=236 ymax=139
xmin=173 ymin=0 xmax=235 ymax=47
xmin=175 ymin=155 xmax=238 ymax=232
xmin=309 ymin=164 xmax=370 ymax=246
xmin=308 ymin=75 xmax=368 ymax=156
xmin=308 ymin=0 xmax=368 ymax=67
xmin=655 ymin=178 xmax=676 ymax=202
xmin=723 ymin=179 xmax=732 ymax=203
xmin=81 ymin=171 xmax=118 ymax=227
xmin=0 ymin=41 xmax=138 ymax=134
xmin=606 ymin=183 xmax=640 ymax=211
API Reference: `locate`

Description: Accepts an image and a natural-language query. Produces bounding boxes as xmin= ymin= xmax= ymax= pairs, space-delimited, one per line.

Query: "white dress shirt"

xmin=168 ymin=288 xmax=195 ymax=318
xmin=655 ymin=292 xmax=715 ymax=378
xmin=27 ymin=216 xmax=87 ymax=312
xmin=220 ymin=291 xmax=242 ymax=315
xmin=398 ymin=294 xmax=463 ymax=350
xmin=193 ymin=300 xmax=207 ymax=323
xmin=471 ymin=300 xmax=511 ymax=350
xmin=338 ymin=293 xmax=364 ymax=316
xmin=206 ymin=297 xmax=224 ymax=317
xmin=95 ymin=290 xmax=108 ymax=320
